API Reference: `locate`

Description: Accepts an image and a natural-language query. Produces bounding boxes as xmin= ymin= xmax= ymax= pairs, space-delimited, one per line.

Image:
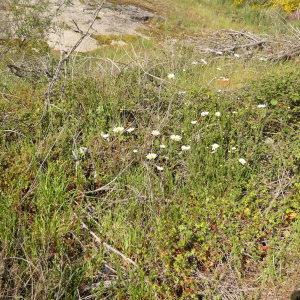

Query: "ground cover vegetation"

xmin=0 ymin=0 xmax=300 ymax=299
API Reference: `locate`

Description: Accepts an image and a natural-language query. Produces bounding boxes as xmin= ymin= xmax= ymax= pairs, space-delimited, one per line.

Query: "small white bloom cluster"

xmin=112 ymin=126 xmax=124 ymax=134
xmin=257 ymin=104 xmax=267 ymax=108
xmin=201 ymin=111 xmax=209 ymax=117
xmin=170 ymin=134 xmax=182 ymax=142
xmin=181 ymin=145 xmax=191 ymax=151
xmin=238 ymin=158 xmax=247 ymax=165
xmin=146 ymin=153 xmax=157 ymax=160
xmin=151 ymin=130 xmax=160 ymax=137
xmin=167 ymin=73 xmax=175 ymax=79
xmin=211 ymin=143 xmax=220 ymax=152
xmin=95 ymin=112 xmax=251 ymax=173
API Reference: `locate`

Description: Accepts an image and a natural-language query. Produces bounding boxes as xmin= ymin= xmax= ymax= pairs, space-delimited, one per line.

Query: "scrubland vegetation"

xmin=0 ymin=0 xmax=300 ymax=299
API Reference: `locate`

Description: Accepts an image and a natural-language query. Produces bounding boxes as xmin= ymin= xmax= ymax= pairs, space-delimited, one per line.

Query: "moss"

xmin=92 ymin=34 xmax=141 ymax=45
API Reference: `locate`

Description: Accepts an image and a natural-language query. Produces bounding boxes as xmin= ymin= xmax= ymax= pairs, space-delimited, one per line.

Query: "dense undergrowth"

xmin=1 ymin=0 xmax=300 ymax=299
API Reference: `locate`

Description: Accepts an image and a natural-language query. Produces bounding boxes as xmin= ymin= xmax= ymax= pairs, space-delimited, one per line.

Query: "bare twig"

xmin=80 ymin=219 xmax=138 ymax=267
xmin=44 ymin=1 xmax=105 ymax=109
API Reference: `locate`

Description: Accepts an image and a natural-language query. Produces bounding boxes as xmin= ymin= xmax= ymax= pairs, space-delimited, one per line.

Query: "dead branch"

xmin=44 ymin=0 xmax=106 ymax=109
xmin=80 ymin=219 xmax=138 ymax=267
xmin=270 ymin=45 xmax=300 ymax=61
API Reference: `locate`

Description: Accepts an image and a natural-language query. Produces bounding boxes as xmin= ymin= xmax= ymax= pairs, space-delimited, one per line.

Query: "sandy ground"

xmin=47 ymin=0 xmax=156 ymax=52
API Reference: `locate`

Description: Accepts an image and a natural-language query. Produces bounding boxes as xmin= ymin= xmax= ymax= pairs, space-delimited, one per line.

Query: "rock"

xmin=46 ymin=0 xmax=157 ymax=52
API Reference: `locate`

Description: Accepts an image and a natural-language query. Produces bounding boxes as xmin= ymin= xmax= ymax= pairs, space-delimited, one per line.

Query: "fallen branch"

xmin=80 ymin=219 xmax=138 ymax=267
xmin=270 ymin=45 xmax=300 ymax=61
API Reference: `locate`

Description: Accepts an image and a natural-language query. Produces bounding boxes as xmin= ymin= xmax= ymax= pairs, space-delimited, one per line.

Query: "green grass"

xmin=0 ymin=0 xmax=300 ymax=299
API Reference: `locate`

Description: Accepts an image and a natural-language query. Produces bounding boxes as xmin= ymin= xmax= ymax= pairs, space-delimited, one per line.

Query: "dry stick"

xmin=80 ymin=219 xmax=138 ymax=267
xmin=44 ymin=0 xmax=106 ymax=109
xmin=271 ymin=45 xmax=300 ymax=61
xmin=226 ymin=29 xmax=263 ymax=43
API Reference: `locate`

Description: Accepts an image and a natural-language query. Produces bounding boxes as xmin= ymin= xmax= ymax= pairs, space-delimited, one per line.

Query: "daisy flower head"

xmin=215 ymin=112 xmax=221 ymax=117
xmin=113 ymin=126 xmax=124 ymax=134
xmin=211 ymin=143 xmax=220 ymax=152
xmin=191 ymin=120 xmax=198 ymax=125
xmin=156 ymin=165 xmax=164 ymax=171
xmin=151 ymin=130 xmax=160 ymax=137
xmin=170 ymin=134 xmax=182 ymax=142
xmin=239 ymin=158 xmax=247 ymax=165
xmin=167 ymin=73 xmax=175 ymax=79
xmin=257 ymin=104 xmax=267 ymax=108
xmin=146 ymin=153 xmax=157 ymax=160
xmin=101 ymin=132 xmax=110 ymax=140
xmin=160 ymin=144 xmax=166 ymax=149
xmin=181 ymin=145 xmax=191 ymax=151
xmin=201 ymin=111 xmax=209 ymax=117
xmin=133 ymin=149 xmax=138 ymax=153
xmin=126 ymin=127 xmax=135 ymax=133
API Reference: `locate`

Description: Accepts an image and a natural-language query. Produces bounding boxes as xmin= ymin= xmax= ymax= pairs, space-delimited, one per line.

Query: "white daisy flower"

xmin=170 ymin=134 xmax=182 ymax=141
xmin=133 ymin=149 xmax=138 ymax=153
xmin=156 ymin=165 xmax=164 ymax=171
xmin=113 ymin=126 xmax=124 ymax=134
xmin=101 ymin=132 xmax=110 ymax=140
xmin=167 ymin=73 xmax=175 ymax=79
xmin=151 ymin=130 xmax=160 ymax=137
xmin=201 ymin=111 xmax=209 ymax=116
xmin=160 ymin=144 xmax=166 ymax=149
xmin=191 ymin=120 xmax=198 ymax=125
xmin=231 ymin=146 xmax=237 ymax=151
xmin=126 ymin=127 xmax=135 ymax=133
xmin=215 ymin=112 xmax=221 ymax=117
xmin=264 ymin=137 xmax=274 ymax=145
xmin=181 ymin=145 xmax=191 ymax=151
xmin=183 ymin=69 xmax=186 ymax=72
xmin=257 ymin=104 xmax=267 ymax=108
xmin=211 ymin=143 xmax=220 ymax=152
xmin=239 ymin=158 xmax=247 ymax=165
xmin=146 ymin=153 xmax=157 ymax=160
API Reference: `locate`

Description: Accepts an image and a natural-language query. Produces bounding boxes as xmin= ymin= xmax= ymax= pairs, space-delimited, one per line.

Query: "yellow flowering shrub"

xmin=232 ymin=0 xmax=300 ymax=12
xmin=272 ymin=0 xmax=300 ymax=12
